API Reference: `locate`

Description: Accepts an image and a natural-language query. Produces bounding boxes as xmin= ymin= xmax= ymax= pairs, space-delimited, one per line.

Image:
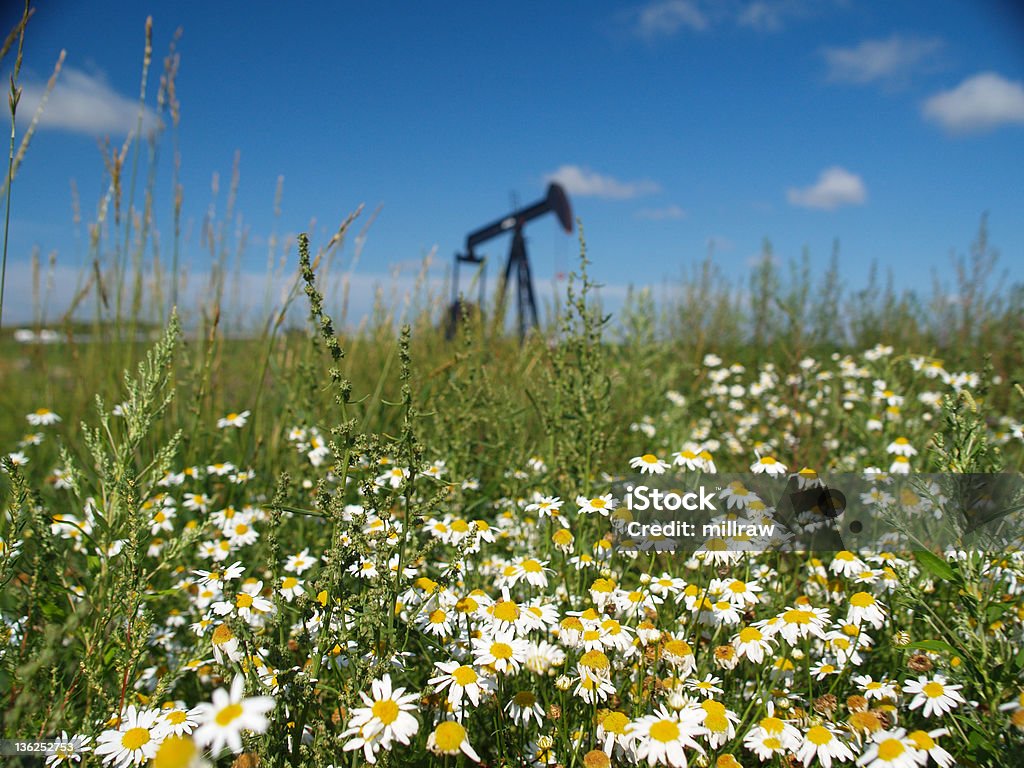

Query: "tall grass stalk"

xmin=0 ymin=1 xmax=30 ymax=331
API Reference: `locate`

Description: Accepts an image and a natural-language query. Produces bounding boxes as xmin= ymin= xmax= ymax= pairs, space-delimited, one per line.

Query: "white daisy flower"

xmin=193 ymin=674 xmax=275 ymax=755
xmin=903 ymin=675 xmax=966 ymax=718
xmin=95 ymin=706 xmax=164 ymax=766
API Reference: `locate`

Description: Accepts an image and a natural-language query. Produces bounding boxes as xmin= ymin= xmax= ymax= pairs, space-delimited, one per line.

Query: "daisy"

xmin=505 ymin=690 xmax=546 ymax=725
xmin=811 ymin=660 xmax=840 ymax=680
xmin=577 ymin=493 xmax=617 ymax=516
xmin=193 ymin=674 xmax=275 ymax=755
xmin=597 ymin=710 xmax=634 ymax=757
xmin=525 ymin=496 xmax=567 ymax=527
xmin=720 ymin=578 xmax=762 ymax=608
xmin=846 ymin=591 xmax=887 ymax=629
xmin=687 ymin=674 xmax=724 ymax=698
xmin=630 ymin=454 xmax=670 ymax=474
xmin=903 ymin=675 xmax=966 ymax=718
xmin=216 ymin=410 xmax=250 ymax=429
xmin=158 ymin=705 xmax=201 ymax=737
xmin=889 ymin=456 xmax=911 ymax=475
xmin=285 ymin=548 xmax=315 ymax=574
xmin=830 ymin=551 xmax=868 ymax=578
xmin=660 ymin=638 xmax=697 ymax=677
xmin=855 ymin=729 xmax=923 ymax=768
xmin=772 ymin=605 xmax=830 ymax=645
xmin=796 ymin=725 xmax=854 ymax=768
xmin=375 ymin=466 xmax=410 ymax=489
xmin=428 ymin=661 xmax=493 ymax=712
xmin=472 ymin=630 xmax=529 ymax=675
xmin=210 ymin=580 xmax=273 ymax=623
xmin=573 ymin=666 xmax=617 ymax=704
xmin=341 ymin=674 xmax=419 ymax=764
xmin=210 ymin=623 xmax=243 ymax=664
xmin=95 ymin=706 xmax=164 ymax=766
xmin=751 ymin=456 xmax=787 ymax=476
xmin=5 ymin=451 xmax=29 ymax=468
xmin=886 ymin=437 xmax=917 ymax=457
xmin=700 ymin=698 xmax=740 ymax=749
xmin=905 ymin=729 xmax=954 ymax=768
xmin=44 ymin=732 xmax=91 ymax=766
xmin=27 ymin=407 xmax=61 ymax=425
xmin=279 ymin=575 xmax=304 ymax=601
xmin=631 ymin=705 xmax=707 ymax=767
xmin=416 ymin=604 xmax=456 ymax=638
xmin=743 ymin=714 xmax=802 ymax=762
xmin=427 ymin=721 xmax=481 ymax=761
xmin=182 ymin=493 xmax=210 ymax=514
xmin=507 ymin=557 xmax=554 ymax=588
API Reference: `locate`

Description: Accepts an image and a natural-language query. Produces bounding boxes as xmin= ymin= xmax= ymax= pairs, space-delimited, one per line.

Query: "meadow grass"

xmin=1 ymin=13 xmax=1024 ymax=768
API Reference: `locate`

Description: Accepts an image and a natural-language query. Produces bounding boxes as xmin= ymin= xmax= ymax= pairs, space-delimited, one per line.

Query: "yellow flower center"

xmin=877 ymin=739 xmax=905 ymax=759
xmin=663 ymin=639 xmax=693 ymax=658
xmin=908 ymin=731 xmax=935 ymax=750
xmin=152 ymin=736 xmax=197 ymax=768
xmin=783 ymin=609 xmax=813 ymax=624
xmin=522 ymin=559 xmax=543 ymax=573
xmin=211 ymin=624 xmax=234 ymax=644
xmin=649 ymin=719 xmax=680 ymax=742
xmin=432 ymin=721 xmax=466 ymax=752
xmin=372 ymin=699 xmax=400 ymax=725
xmin=850 ymin=592 xmax=875 ymax=607
xmin=806 ymin=726 xmax=833 ymax=745
xmin=922 ymin=682 xmax=945 ymax=698
xmin=166 ymin=710 xmax=187 ymax=724
xmin=215 ymin=703 xmax=244 ymax=726
xmin=282 ymin=577 xmax=298 ymax=589
xmin=490 ymin=642 xmax=514 ymax=660
xmin=738 ymin=627 xmax=763 ymax=643
xmin=121 ymin=727 xmax=151 ymax=750
xmin=492 ymin=601 xmax=520 ymax=622
xmin=763 ymin=737 xmax=782 ymax=750
xmin=235 ymin=593 xmax=253 ymax=608
xmin=580 ymin=650 xmax=611 ymax=670
xmin=601 ymin=711 xmax=629 ymax=734
xmin=452 ymin=666 xmax=478 ymax=686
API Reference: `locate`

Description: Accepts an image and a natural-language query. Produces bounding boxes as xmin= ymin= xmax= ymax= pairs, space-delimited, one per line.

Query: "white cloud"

xmin=822 ymin=35 xmax=943 ymax=86
xmin=17 ymin=66 xmax=161 ymax=137
xmin=787 ymin=166 xmax=866 ymax=210
xmin=545 ymin=165 xmax=661 ymax=200
xmin=635 ymin=204 xmax=687 ymax=220
xmin=632 ymin=0 xmax=707 ymax=39
xmin=923 ymin=72 xmax=1024 ymax=134
xmin=737 ymin=0 xmax=807 ymax=32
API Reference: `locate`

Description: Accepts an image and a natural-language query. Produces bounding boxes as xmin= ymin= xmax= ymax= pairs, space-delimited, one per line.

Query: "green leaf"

xmin=913 ymin=549 xmax=957 ymax=582
xmin=1014 ymin=645 xmax=1024 ymax=670
xmin=986 ymin=602 xmax=1008 ymax=624
xmin=907 ymin=639 xmax=958 ymax=655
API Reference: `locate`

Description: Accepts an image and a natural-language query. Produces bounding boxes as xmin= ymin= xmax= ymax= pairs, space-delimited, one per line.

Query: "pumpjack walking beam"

xmin=447 ymin=183 xmax=573 ymax=341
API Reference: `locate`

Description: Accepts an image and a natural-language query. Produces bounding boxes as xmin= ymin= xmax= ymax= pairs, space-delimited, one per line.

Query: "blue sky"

xmin=3 ymin=0 xmax=1024 ymax=325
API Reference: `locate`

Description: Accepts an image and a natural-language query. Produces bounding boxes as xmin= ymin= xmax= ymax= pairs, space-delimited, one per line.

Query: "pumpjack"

xmin=447 ymin=183 xmax=574 ymax=340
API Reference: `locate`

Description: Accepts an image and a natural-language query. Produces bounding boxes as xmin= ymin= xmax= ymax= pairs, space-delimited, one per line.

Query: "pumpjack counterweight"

xmin=447 ymin=183 xmax=573 ymax=341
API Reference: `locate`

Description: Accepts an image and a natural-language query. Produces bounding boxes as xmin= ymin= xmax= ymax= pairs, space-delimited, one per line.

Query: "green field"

xmin=3 ymin=8 xmax=1024 ymax=768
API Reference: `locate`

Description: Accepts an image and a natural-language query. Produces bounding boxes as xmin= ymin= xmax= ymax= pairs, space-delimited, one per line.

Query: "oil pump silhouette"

xmin=447 ymin=183 xmax=574 ymax=341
